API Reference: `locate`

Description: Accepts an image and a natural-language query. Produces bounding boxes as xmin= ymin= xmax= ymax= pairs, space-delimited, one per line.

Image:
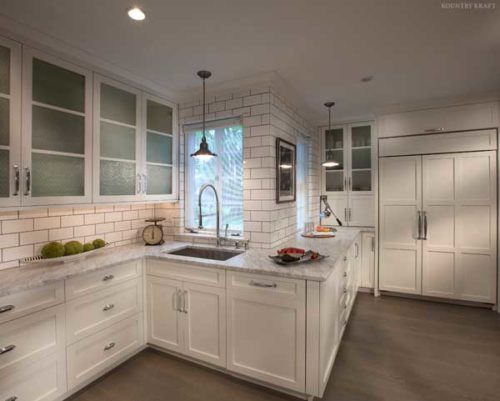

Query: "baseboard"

xmin=380 ymin=290 xmax=496 ymax=309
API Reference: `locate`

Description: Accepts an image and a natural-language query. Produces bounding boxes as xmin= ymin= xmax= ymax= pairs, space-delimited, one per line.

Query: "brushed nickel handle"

xmin=104 ymin=342 xmax=115 ymax=351
xmin=182 ymin=290 xmax=188 ymax=314
xmin=24 ymin=167 xmax=31 ymax=196
xmin=417 ymin=211 xmax=423 ymax=239
xmin=343 ymin=272 xmax=348 ymax=278
xmin=348 ymin=177 xmax=352 ymax=190
xmin=423 ymin=211 xmax=428 ymax=240
xmin=424 ymin=128 xmax=445 ymax=133
xmin=349 ymin=208 xmax=352 ymax=221
xmin=249 ymin=280 xmax=277 ymax=288
xmin=344 ymin=177 xmax=347 ymax=191
xmin=103 ymin=304 xmax=115 ymax=312
xmin=0 ymin=344 xmax=16 ymax=355
xmin=102 ymin=274 xmax=114 ymax=282
xmin=355 ymin=242 xmax=359 ymax=258
xmin=13 ymin=165 xmax=19 ymax=196
xmin=0 ymin=305 xmax=14 ymax=314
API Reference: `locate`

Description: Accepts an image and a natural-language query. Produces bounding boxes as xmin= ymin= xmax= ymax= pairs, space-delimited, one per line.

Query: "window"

xmin=185 ymin=119 xmax=244 ymax=233
xmin=296 ymin=136 xmax=309 ymax=231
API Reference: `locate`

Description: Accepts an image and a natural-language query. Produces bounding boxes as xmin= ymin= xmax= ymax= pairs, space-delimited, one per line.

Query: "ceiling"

xmin=1 ymin=0 xmax=499 ymax=122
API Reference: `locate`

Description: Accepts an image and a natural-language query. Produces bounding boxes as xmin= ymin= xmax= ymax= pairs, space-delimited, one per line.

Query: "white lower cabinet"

xmin=360 ymin=232 xmax=375 ymax=288
xmin=0 ymin=352 xmax=67 ymax=401
xmin=146 ymin=271 xmax=226 ymax=368
xmin=226 ymin=272 xmax=306 ymax=393
xmin=67 ymin=314 xmax=144 ymax=388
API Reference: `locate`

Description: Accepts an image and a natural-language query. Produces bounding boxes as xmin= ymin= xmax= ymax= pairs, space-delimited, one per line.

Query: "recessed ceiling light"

xmin=361 ymin=76 xmax=373 ymax=83
xmin=128 ymin=7 xmax=146 ymax=21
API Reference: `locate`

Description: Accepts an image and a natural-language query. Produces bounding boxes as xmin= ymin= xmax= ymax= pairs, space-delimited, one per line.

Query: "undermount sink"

xmin=166 ymin=246 xmax=243 ymax=261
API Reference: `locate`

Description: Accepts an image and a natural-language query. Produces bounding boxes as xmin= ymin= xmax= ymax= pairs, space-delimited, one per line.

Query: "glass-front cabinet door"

xmin=94 ymin=75 xmax=141 ymax=202
xmin=349 ymin=123 xmax=372 ymax=194
xmin=323 ymin=126 xmax=346 ymax=193
xmin=22 ymin=48 xmax=92 ymax=206
xmin=0 ymin=37 xmax=21 ymax=207
xmin=142 ymin=93 xmax=177 ymax=200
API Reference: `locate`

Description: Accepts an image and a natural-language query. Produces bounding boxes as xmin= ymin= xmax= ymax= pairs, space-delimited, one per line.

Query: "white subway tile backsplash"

xmin=3 ymin=245 xmax=33 ymax=262
xmin=61 ymin=215 xmax=84 ymax=227
xmin=85 ymin=213 xmax=105 ymax=224
xmin=3 ymin=219 xmax=34 ymax=234
xmin=20 ymin=230 xmax=48 ymax=246
xmin=49 ymin=227 xmax=73 ymax=241
xmin=0 ymin=233 xmax=19 ymax=248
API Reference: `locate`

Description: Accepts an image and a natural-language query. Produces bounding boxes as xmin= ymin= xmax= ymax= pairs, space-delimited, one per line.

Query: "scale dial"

xmin=142 ymin=224 xmax=164 ymax=245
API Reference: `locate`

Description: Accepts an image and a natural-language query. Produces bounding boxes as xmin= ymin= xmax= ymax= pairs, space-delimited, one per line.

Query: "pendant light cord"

xmin=202 ymin=76 xmax=206 ymax=141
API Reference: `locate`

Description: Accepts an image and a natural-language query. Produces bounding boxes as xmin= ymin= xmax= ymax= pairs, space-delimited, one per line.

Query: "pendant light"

xmin=190 ymin=70 xmax=217 ymax=160
xmin=321 ymin=102 xmax=340 ymax=168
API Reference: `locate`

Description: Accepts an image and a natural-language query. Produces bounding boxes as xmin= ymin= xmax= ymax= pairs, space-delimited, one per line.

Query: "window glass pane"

xmin=32 ymin=153 xmax=84 ymax=197
xmin=326 ymin=171 xmax=344 ymax=192
xmin=0 ymin=97 xmax=9 ymax=146
xmin=147 ymin=165 xmax=172 ymax=195
xmin=147 ymin=132 xmax=172 ymax=164
xmin=325 ymin=128 xmax=343 ymax=149
xmin=0 ymin=45 xmax=10 ymax=94
xmin=100 ymin=121 xmax=136 ymax=160
xmin=351 ymin=125 xmax=371 ymax=147
xmin=32 ymin=105 xmax=84 ymax=154
xmin=32 ymin=58 xmax=85 ymax=112
xmin=101 ymin=83 xmax=136 ymax=125
xmin=100 ymin=160 xmax=136 ymax=195
xmin=0 ymin=149 xmax=9 ymax=197
xmin=147 ymin=100 xmax=172 ymax=133
xmin=185 ymin=123 xmax=243 ymax=232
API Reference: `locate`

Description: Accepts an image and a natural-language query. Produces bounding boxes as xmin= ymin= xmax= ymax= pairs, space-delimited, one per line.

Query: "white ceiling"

xmin=1 ymin=0 xmax=499 ymax=122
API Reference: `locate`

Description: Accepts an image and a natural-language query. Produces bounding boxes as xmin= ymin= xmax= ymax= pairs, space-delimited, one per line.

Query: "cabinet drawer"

xmin=67 ymin=314 xmax=143 ymax=389
xmin=227 ymin=272 xmax=304 ymax=298
xmin=0 ymin=352 xmax=66 ymax=401
xmin=0 ymin=305 xmax=65 ymax=374
xmin=65 ymin=259 xmax=142 ymax=300
xmin=0 ymin=283 xmax=64 ymax=325
xmin=147 ymin=259 xmax=225 ymax=288
xmin=66 ymin=279 xmax=142 ymax=344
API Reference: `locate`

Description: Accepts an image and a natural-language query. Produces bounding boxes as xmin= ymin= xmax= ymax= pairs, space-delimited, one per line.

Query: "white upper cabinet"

xmin=322 ymin=122 xmax=375 ymax=227
xmin=377 ymin=102 xmax=499 ymax=138
xmin=22 ymin=48 xmax=93 ymax=206
xmin=0 ymin=36 xmax=21 ymax=208
xmin=93 ymin=75 xmax=142 ymax=203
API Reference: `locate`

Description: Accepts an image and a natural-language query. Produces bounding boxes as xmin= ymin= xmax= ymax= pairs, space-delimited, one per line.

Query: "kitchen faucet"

xmin=198 ymin=184 xmax=222 ymax=247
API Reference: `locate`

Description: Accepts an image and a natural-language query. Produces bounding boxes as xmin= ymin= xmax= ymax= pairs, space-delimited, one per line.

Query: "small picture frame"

xmin=276 ymin=138 xmax=296 ymax=203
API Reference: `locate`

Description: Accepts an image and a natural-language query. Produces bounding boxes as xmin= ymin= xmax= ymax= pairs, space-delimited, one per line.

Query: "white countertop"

xmin=0 ymin=227 xmax=373 ymax=297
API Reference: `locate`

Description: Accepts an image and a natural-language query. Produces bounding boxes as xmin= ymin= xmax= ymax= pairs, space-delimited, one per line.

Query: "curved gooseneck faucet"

xmin=198 ymin=184 xmax=221 ymax=246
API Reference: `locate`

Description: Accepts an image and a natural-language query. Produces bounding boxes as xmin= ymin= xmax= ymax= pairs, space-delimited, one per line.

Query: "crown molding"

xmin=0 ymin=13 xmax=177 ymax=102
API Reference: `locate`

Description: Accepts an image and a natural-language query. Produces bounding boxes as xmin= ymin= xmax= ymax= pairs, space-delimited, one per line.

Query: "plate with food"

xmin=269 ymin=247 xmax=327 ymax=266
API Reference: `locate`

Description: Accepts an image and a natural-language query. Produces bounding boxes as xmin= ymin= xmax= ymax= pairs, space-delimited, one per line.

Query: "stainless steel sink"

xmin=166 ymin=246 xmax=243 ymax=261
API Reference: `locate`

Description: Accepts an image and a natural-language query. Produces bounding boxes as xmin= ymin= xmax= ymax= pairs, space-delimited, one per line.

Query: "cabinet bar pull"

xmin=5 ymin=397 xmax=18 ymax=401
xmin=182 ymin=290 xmax=188 ymax=313
xmin=0 ymin=305 xmax=14 ymax=314
xmin=423 ymin=211 xmax=428 ymax=240
xmin=344 ymin=208 xmax=347 ymax=221
xmin=102 ymin=274 xmax=114 ymax=282
xmin=348 ymin=177 xmax=352 ymax=190
xmin=417 ymin=211 xmax=423 ymax=239
xmin=24 ymin=167 xmax=31 ymax=196
xmin=424 ymin=128 xmax=444 ymax=133
xmin=355 ymin=243 xmax=359 ymax=258
xmin=13 ymin=165 xmax=19 ymax=196
xmin=343 ymin=272 xmax=348 ymax=278
xmin=349 ymin=208 xmax=352 ymax=222
xmin=0 ymin=344 xmax=16 ymax=355
xmin=103 ymin=304 xmax=115 ymax=311
xmin=249 ymin=280 xmax=277 ymax=288
xmin=104 ymin=342 xmax=115 ymax=351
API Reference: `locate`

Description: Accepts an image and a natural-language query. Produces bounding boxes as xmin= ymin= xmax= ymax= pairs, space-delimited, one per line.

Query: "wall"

xmin=177 ymin=83 xmax=318 ymax=249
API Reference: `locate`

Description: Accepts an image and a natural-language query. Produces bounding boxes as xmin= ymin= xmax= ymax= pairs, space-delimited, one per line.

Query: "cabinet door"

xmin=142 ymin=93 xmax=177 ymax=201
xmin=226 ymin=273 xmax=306 ymax=392
xmin=348 ymin=195 xmax=375 ymax=226
xmin=94 ymin=75 xmax=142 ymax=202
xmin=146 ymin=276 xmax=183 ymax=352
xmin=0 ymin=36 xmax=21 ymax=208
xmin=348 ymin=123 xmax=373 ymax=195
xmin=21 ymin=48 xmax=92 ymax=206
xmin=323 ymin=126 xmax=347 ymax=194
xmin=361 ymin=232 xmax=375 ymax=288
xmin=379 ymin=156 xmax=422 ymax=294
xmin=182 ymin=282 xmax=226 ymax=367
xmin=422 ymin=152 xmax=497 ymax=303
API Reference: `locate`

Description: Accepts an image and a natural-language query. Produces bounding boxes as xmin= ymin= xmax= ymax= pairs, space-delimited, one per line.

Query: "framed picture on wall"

xmin=276 ymin=138 xmax=296 ymax=203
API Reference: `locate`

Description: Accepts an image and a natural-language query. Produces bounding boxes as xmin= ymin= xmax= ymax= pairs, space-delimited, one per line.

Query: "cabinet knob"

xmin=0 ymin=305 xmax=14 ymax=314
xmin=102 ymin=274 xmax=114 ymax=282
xmin=0 ymin=344 xmax=16 ymax=355
xmin=103 ymin=304 xmax=115 ymax=312
xmin=104 ymin=342 xmax=115 ymax=351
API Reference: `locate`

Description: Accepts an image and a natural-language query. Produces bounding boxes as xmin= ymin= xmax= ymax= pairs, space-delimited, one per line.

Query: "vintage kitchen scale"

xmin=142 ymin=217 xmax=165 ymax=246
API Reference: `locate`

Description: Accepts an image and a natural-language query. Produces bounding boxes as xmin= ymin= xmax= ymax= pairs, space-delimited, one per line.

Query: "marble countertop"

xmin=0 ymin=227 xmax=373 ymax=297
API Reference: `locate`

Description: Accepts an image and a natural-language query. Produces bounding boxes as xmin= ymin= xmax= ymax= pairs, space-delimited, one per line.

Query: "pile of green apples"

xmin=41 ymin=238 xmax=106 ymax=259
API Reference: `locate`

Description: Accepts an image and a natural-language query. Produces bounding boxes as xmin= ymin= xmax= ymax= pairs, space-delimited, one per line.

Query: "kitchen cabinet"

xmin=379 ymin=150 xmax=497 ymax=303
xmin=377 ymin=102 xmax=499 ymax=138
xmin=360 ymin=232 xmax=375 ymax=289
xmin=322 ymin=122 xmax=375 ymax=226
xmin=226 ymin=272 xmax=306 ymax=392
xmin=146 ymin=265 xmax=226 ymax=368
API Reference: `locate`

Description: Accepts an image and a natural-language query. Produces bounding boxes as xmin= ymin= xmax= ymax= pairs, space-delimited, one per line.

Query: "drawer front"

xmin=227 ymin=272 xmax=304 ymax=298
xmin=0 ymin=305 xmax=65 ymax=374
xmin=65 ymin=260 xmax=142 ymax=300
xmin=0 ymin=352 xmax=66 ymax=401
xmin=66 ymin=279 xmax=142 ymax=344
xmin=0 ymin=283 xmax=64 ymax=325
xmin=147 ymin=259 xmax=225 ymax=288
xmin=67 ymin=314 xmax=143 ymax=389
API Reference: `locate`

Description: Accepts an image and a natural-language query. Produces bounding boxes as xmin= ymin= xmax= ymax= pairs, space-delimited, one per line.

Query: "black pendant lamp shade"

xmin=321 ymin=101 xmax=340 ymax=168
xmin=190 ymin=70 xmax=217 ymax=159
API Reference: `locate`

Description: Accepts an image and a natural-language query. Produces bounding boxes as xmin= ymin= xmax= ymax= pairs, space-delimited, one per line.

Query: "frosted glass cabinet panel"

xmin=0 ymin=37 xmax=21 ymax=207
xmin=94 ymin=75 xmax=141 ymax=202
xmin=142 ymin=94 xmax=177 ymax=200
xmin=22 ymin=49 xmax=92 ymax=205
